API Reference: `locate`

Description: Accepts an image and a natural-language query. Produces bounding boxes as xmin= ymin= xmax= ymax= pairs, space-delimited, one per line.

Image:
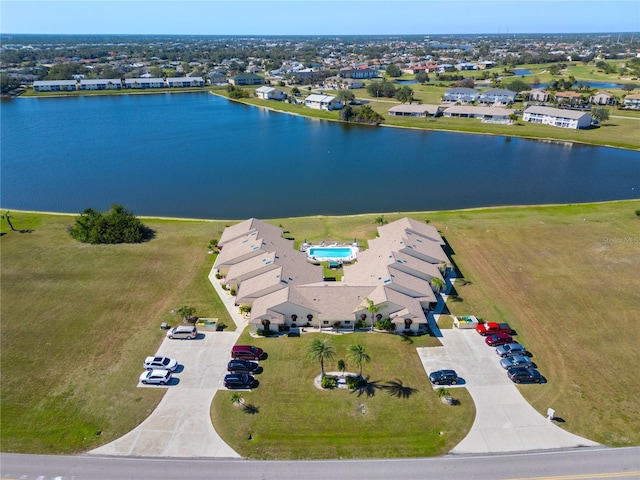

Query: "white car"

xmin=139 ymin=369 xmax=172 ymax=385
xmin=143 ymin=356 xmax=178 ymax=372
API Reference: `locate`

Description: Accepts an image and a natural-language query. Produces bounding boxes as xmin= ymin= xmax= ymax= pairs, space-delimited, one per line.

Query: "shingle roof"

xmin=524 ymin=105 xmax=591 ymax=120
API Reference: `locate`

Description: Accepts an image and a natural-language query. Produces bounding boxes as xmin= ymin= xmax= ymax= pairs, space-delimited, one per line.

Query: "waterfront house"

xmin=166 ymin=77 xmax=205 ymax=88
xmin=124 ymin=78 xmax=166 ymax=89
xmin=555 ymin=91 xmax=583 ymax=105
xmin=229 ymin=73 xmax=264 ymax=86
xmin=255 ymin=86 xmax=285 ymax=100
xmin=522 ymin=105 xmax=591 ymax=129
xmin=623 ymin=93 xmax=640 ymax=108
xmin=324 ymin=76 xmax=364 ymax=89
xmin=79 ymin=78 xmax=122 ymax=90
xmin=528 ymin=88 xmax=550 ymax=102
xmin=478 ymin=88 xmax=517 ymax=105
xmin=442 ymin=105 xmax=513 ymax=120
xmin=33 ymin=80 xmax=77 ymax=92
xmin=388 ymin=104 xmax=441 ymax=117
xmin=304 ymin=94 xmax=344 ymax=111
xmin=589 ymin=91 xmax=616 ymax=105
xmin=442 ymin=87 xmax=479 ymax=103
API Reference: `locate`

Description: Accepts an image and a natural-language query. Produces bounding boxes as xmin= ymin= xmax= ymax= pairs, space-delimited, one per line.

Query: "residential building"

xmin=442 ymin=87 xmax=479 ymax=103
xmin=555 ymin=91 xmax=583 ymax=105
xmin=528 ymin=88 xmax=550 ymax=102
xmin=324 ymin=76 xmax=364 ymax=89
xmin=255 ymin=86 xmax=285 ymax=100
xmin=124 ymin=78 xmax=166 ymax=89
xmin=339 ymin=67 xmax=378 ymax=79
xmin=442 ymin=105 xmax=513 ymax=120
xmin=478 ymin=88 xmax=517 ymax=105
xmin=229 ymin=73 xmax=264 ymax=86
xmin=166 ymin=77 xmax=205 ymax=88
xmin=304 ymin=94 xmax=343 ymax=111
xmin=623 ymin=93 xmax=640 ymax=108
xmin=388 ymin=104 xmax=441 ymax=117
xmin=522 ymin=105 xmax=592 ymax=129
xmin=79 ymin=79 xmax=122 ymax=90
xmin=33 ymin=80 xmax=77 ymax=92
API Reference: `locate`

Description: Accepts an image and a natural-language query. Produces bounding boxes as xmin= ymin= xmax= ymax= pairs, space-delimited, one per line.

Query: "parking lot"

xmin=90 ymin=330 xmax=242 ymax=458
xmin=417 ymin=328 xmax=599 ymax=453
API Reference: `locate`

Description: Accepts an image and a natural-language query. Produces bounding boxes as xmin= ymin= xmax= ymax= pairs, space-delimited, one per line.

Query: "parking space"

xmin=417 ymin=329 xmax=599 ymax=453
xmin=90 ymin=330 xmax=242 ymax=458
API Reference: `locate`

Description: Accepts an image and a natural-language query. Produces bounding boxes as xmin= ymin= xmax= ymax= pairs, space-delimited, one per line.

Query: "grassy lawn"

xmin=211 ymin=331 xmax=474 ymax=459
xmin=2 ymin=201 xmax=639 ymax=454
xmin=0 ymin=213 xmax=233 ymax=453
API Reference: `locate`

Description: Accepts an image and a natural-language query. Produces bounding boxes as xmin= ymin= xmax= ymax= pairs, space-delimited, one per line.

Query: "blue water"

xmin=513 ymin=69 xmax=532 ymax=75
xmin=308 ymin=247 xmax=354 ymax=259
xmin=1 ymin=93 xmax=639 ymax=219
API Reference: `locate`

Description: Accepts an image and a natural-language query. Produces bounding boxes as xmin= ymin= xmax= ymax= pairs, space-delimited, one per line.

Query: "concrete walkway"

xmin=417 ymin=328 xmax=599 ymax=453
xmin=90 ymin=265 xmax=249 ymax=458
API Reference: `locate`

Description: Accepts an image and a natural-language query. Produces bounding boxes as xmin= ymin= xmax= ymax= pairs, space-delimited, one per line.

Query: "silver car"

xmin=495 ymin=342 xmax=531 ymax=358
xmin=139 ymin=369 xmax=172 ymax=385
xmin=143 ymin=356 xmax=178 ymax=372
xmin=500 ymin=355 xmax=534 ymax=369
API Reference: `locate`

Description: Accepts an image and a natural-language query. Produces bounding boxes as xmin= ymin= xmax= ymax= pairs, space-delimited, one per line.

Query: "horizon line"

xmin=3 ymin=31 xmax=639 ymax=36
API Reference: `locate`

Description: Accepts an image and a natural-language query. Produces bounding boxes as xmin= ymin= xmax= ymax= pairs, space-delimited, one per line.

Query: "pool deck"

xmin=303 ymin=242 xmax=359 ymax=263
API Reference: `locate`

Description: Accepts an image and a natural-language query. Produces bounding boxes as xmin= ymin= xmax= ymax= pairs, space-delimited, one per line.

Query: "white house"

xmin=166 ymin=77 xmax=205 ymax=88
xmin=528 ymin=88 xmax=550 ymax=102
xmin=478 ymin=88 xmax=517 ymax=105
xmin=33 ymin=80 xmax=77 ymax=92
xmin=79 ymin=78 xmax=122 ymax=90
xmin=304 ymin=94 xmax=343 ymax=111
xmin=623 ymin=93 xmax=640 ymax=109
xmin=442 ymin=87 xmax=479 ymax=103
xmin=255 ymin=86 xmax=285 ymax=100
xmin=442 ymin=105 xmax=513 ymax=120
xmin=522 ymin=105 xmax=591 ymax=129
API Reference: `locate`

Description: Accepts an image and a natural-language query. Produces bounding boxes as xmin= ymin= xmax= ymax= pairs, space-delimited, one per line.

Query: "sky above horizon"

xmin=1 ymin=0 xmax=639 ymax=36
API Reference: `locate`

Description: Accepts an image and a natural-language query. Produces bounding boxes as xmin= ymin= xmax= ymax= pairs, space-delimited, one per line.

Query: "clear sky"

xmin=1 ymin=0 xmax=639 ymax=36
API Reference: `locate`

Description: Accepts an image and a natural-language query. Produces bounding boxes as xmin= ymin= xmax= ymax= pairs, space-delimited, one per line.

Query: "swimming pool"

xmin=307 ymin=246 xmax=358 ymax=262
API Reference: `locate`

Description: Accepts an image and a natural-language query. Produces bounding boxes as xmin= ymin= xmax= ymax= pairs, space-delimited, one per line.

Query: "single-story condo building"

xmin=521 ymin=105 xmax=592 ymax=129
xmin=304 ymin=94 xmax=343 ymax=110
xmin=255 ymin=86 xmax=286 ymax=100
xmin=211 ymin=217 xmax=450 ymax=335
xmin=33 ymin=80 xmax=78 ymax=92
xmin=442 ymin=105 xmax=514 ymax=120
xmin=388 ymin=104 xmax=441 ymax=117
xmin=442 ymin=87 xmax=480 ymax=103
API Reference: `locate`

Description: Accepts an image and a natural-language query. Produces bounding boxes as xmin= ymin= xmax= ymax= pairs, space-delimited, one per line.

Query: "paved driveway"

xmin=90 ymin=330 xmax=242 ymax=458
xmin=417 ymin=329 xmax=599 ymax=454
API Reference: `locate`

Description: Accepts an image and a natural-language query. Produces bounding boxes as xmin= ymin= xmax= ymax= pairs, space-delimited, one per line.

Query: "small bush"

xmin=346 ymin=375 xmax=367 ymax=389
xmin=375 ymin=318 xmax=395 ymax=331
xmin=354 ymin=319 xmax=367 ymax=329
xmin=635 ymin=209 xmax=640 ymax=217
xmin=256 ymin=328 xmax=276 ymax=337
xmin=321 ymin=375 xmax=338 ymax=389
xmin=215 ymin=273 xmax=222 ymax=279
xmin=230 ymin=289 xmax=236 ymax=296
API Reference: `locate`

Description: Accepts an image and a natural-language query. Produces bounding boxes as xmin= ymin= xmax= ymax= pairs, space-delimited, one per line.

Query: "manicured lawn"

xmin=211 ymin=331 xmax=474 ymax=459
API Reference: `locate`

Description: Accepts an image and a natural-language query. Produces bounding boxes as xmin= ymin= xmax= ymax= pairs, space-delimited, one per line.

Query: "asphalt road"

xmin=2 ymin=447 xmax=639 ymax=480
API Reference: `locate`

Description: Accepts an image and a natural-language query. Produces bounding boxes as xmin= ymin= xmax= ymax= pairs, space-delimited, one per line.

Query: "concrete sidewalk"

xmin=417 ymin=329 xmax=599 ymax=453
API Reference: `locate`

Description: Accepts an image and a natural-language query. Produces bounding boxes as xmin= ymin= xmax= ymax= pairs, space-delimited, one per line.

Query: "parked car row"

xmin=491 ymin=339 xmax=543 ymax=384
xmin=139 ymin=356 xmax=179 ymax=386
xmin=224 ymin=345 xmax=266 ymax=389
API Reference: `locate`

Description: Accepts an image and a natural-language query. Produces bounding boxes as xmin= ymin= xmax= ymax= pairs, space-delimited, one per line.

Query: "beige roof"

xmin=387 ymin=268 xmax=436 ymax=300
xmin=225 ymin=252 xmax=277 ymax=284
xmin=377 ymin=218 xmax=445 ymax=245
xmin=524 ymin=105 xmax=591 ymax=120
xmin=389 ymin=251 xmax=443 ymax=281
xmin=218 ymin=218 xmax=281 ymax=246
xmin=555 ymin=91 xmax=582 ymax=98
xmin=443 ymin=105 xmax=514 ymax=117
xmin=295 ymin=284 xmax=376 ymax=322
xmin=388 ymin=104 xmax=440 ymax=115
xmin=213 ymin=231 xmax=264 ymax=268
xmin=237 ymin=267 xmax=286 ymax=302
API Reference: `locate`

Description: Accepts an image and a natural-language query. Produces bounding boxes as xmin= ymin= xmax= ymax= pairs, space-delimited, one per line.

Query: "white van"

xmin=166 ymin=325 xmax=198 ymax=339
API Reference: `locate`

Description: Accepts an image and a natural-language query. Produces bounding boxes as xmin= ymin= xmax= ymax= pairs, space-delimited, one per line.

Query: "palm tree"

xmin=430 ymin=277 xmax=446 ymax=294
xmin=1 ymin=211 xmax=16 ymax=231
xmin=307 ymin=338 xmax=335 ymax=379
xmin=373 ymin=215 xmax=388 ymax=226
xmin=365 ymin=297 xmax=385 ymax=331
xmin=337 ymin=359 xmax=346 ymax=377
xmin=347 ymin=344 xmax=371 ymax=378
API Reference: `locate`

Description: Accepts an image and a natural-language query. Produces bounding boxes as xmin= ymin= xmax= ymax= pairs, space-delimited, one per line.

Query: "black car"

xmin=507 ymin=367 xmax=543 ymax=384
xmin=429 ymin=369 xmax=459 ymax=385
xmin=224 ymin=373 xmax=256 ymax=389
xmin=227 ymin=359 xmax=259 ymax=374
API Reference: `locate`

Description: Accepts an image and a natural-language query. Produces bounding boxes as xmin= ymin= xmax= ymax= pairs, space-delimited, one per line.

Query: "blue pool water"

xmin=514 ymin=69 xmax=532 ymax=75
xmin=308 ymin=247 xmax=354 ymax=259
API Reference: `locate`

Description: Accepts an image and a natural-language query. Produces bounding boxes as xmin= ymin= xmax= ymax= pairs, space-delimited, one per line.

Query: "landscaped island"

xmin=1 ymin=201 xmax=639 ymax=456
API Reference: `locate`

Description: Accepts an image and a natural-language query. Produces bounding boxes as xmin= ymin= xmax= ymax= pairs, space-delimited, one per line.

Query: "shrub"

xmin=215 ymin=273 xmax=222 ymax=279
xmin=321 ymin=375 xmax=338 ymax=389
xmin=635 ymin=209 xmax=640 ymax=217
xmin=354 ymin=319 xmax=367 ymax=329
xmin=256 ymin=328 xmax=276 ymax=337
xmin=346 ymin=375 xmax=367 ymax=389
xmin=374 ymin=318 xmax=394 ymax=331
xmin=230 ymin=289 xmax=236 ymax=296
xmin=69 ymin=204 xmax=150 ymax=244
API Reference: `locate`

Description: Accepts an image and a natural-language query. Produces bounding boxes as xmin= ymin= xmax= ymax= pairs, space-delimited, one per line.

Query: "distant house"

xmin=339 ymin=67 xmax=378 ymax=79
xmin=208 ymin=72 xmax=227 ymax=85
xmin=304 ymin=94 xmax=343 ymax=111
xmin=528 ymin=88 xmax=550 ymax=102
xmin=167 ymin=77 xmax=205 ymax=88
xmin=124 ymin=78 xmax=166 ymax=89
xmin=442 ymin=87 xmax=479 ymax=103
xmin=33 ymin=80 xmax=77 ymax=92
xmin=255 ymin=86 xmax=285 ymax=100
xmin=623 ymin=93 xmax=640 ymax=108
xmin=229 ymin=73 xmax=264 ymax=86
xmin=522 ymin=105 xmax=591 ymax=129
xmin=477 ymin=61 xmax=496 ymax=69
xmin=455 ymin=62 xmax=477 ymax=71
xmin=555 ymin=91 xmax=583 ymax=105
xmin=79 ymin=79 xmax=122 ymax=90
xmin=442 ymin=105 xmax=513 ymax=120
xmin=388 ymin=104 xmax=441 ymax=117
xmin=324 ymin=76 xmax=364 ymax=89
xmin=478 ymin=88 xmax=517 ymax=105
xmin=590 ymin=91 xmax=616 ymax=105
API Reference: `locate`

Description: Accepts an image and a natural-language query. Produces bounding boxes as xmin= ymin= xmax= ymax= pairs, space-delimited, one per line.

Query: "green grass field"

xmin=2 ymin=201 xmax=639 ymax=455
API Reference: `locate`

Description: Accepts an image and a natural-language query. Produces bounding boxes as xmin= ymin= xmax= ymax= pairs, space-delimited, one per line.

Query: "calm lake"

xmin=1 ymin=92 xmax=639 ymax=219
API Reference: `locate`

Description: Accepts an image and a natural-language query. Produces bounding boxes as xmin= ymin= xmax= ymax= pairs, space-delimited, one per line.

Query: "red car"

xmin=231 ymin=345 xmax=264 ymax=361
xmin=485 ymin=333 xmax=513 ymax=346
